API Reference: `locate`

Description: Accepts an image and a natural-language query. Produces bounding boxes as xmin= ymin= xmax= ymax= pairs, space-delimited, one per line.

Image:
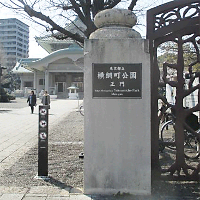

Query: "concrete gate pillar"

xmin=84 ymin=9 xmax=151 ymax=195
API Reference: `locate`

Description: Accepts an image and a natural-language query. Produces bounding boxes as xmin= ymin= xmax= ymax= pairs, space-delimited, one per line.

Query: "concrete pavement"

xmin=0 ymin=99 xmax=82 ymax=173
xmin=0 ymin=98 xmax=100 ymax=200
xmin=0 ymin=98 xmax=199 ymax=200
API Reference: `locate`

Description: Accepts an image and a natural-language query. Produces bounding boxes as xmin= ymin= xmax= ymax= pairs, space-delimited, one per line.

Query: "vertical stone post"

xmin=34 ymin=70 xmax=37 ymax=95
xmin=45 ymin=70 xmax=49 ymax=91
xmin=84 ymin=9 xmax=151 ymax=195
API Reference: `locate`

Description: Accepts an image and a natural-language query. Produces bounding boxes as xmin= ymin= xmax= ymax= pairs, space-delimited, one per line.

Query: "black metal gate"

xmin=147 ymin=0 xmax=200 ymax=181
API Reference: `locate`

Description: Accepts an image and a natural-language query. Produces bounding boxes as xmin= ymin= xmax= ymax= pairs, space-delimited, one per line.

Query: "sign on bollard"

xmin=38 ymin=105 xmax=49 ymax=178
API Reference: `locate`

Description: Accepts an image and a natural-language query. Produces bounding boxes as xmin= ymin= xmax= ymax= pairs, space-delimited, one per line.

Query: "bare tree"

xmin=0 ymin=0 xmax=139 ymax=44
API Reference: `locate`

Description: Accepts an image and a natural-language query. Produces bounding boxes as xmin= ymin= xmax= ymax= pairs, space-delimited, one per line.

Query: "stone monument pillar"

xmin=84 ymin=9 xmax=151 ymax=195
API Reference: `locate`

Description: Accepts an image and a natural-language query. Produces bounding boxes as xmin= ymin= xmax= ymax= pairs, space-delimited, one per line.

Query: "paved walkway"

xmin=0 ymin=98 xmax=82 ymax=173
xmin=0 ymin=98 xmax=99 ymax=200
xmin=0 ymin=98 xmax=199 ymax=200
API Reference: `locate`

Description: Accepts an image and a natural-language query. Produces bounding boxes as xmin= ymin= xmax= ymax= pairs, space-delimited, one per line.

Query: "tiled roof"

xmin=12 ymin=58 xmax=39 ymax=74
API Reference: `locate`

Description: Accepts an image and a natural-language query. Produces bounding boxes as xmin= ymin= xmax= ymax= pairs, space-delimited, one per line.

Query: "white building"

xmin=12 ymin=44 xmax=84 ymax=99
xmin=0 ymin=18 xmax=29 ymax=68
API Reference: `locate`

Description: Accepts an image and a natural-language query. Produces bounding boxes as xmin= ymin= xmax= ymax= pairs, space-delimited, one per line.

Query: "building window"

xmin=39 ymin=79 xmax=45 ymax=85
xmin=24 ymin=81 xmax=33 ymax=87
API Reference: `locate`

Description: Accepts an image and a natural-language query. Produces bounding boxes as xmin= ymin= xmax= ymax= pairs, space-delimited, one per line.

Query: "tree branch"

xmin=1 ymin=0 xmax=136 ymax=43
xmin=104 ymin=0 xmax=121 ymax=10
xmin=23 ymin=3 xmax=84 ymax=43
xmin=128 ymin=0 xmax=138 ymax=11
xmin=69 ymin=0 xmax=86 ymax=25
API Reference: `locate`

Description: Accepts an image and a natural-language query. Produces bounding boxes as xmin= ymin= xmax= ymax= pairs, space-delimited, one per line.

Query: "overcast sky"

xmin=0 ymin=0 xmax=172 ymax=58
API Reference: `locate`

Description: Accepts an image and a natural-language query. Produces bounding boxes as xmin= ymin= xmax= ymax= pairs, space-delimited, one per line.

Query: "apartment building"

xmin=0 ymin=18 xmax=29 ymax=69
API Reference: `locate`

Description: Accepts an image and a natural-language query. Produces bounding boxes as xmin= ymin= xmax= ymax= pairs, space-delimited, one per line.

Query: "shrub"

xmin=0 ymin=88 xmax=10 ymax=102
xmin=8 ymin=93 xmax=16 ymax=100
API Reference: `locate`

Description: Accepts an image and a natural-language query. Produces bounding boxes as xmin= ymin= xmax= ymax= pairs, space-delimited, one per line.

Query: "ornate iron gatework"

xmin=147 ymin=0 xmax=200 ymax=180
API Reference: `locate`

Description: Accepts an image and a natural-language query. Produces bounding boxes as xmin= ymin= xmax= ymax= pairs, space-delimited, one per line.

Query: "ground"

xmin=0 ymin=98 xmax=200 ymax=199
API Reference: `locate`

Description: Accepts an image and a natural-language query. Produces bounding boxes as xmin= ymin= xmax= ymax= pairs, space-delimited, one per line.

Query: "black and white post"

xmin=37 ymin=105 xmax=49 ymax=179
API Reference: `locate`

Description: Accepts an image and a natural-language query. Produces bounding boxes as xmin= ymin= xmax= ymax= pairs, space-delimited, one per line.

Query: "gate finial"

xmin=89 ymin=9 xmax=141 ymax=39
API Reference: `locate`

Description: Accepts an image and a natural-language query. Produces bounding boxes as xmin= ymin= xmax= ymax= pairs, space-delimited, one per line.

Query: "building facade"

xmin=12 ymin=18 xmax=84 ymax=99
xmin=12 ymin=45 xmax=84 ymax=99
xmin=0 ymin=18 xmax=29 ymax=68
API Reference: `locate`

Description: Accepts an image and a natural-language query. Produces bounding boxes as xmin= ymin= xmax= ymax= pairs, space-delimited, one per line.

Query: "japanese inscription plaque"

xmin=93 ymin=63 xmax=142 ymax=98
